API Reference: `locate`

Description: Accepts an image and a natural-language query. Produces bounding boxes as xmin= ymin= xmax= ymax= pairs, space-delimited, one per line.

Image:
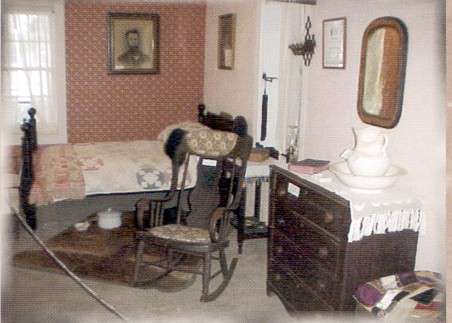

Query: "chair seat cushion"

xmin=149 ymin=224 xmax=210 ymax=244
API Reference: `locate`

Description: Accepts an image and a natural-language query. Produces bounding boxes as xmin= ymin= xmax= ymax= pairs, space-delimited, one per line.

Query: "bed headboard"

xmin=197 ymin=104 xmax=248 ymax=137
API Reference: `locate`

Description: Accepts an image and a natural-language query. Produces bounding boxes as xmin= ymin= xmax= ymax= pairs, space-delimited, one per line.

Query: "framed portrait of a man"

xmin=107 ymin=13 xmax=159 ymax=74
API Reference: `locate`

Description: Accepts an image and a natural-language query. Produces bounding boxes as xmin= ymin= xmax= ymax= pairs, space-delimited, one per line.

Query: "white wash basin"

xmin=329 ymin=162 xmax=406 ymax=193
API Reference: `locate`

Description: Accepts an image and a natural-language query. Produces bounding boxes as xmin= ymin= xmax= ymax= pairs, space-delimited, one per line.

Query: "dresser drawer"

xmin=268 ymin=262 xmax=333 ymax=311
xmin=273 ymin=173 xmax=307 ymax=215
xmin=270 ymin=229 xmax=306 ymax=268
xmin=294 ymin=220 xmax=343 ymax=278
xmin=270 ymin=230 xmax=340 ymax=306
xmin=272 ymin=174 xmax=350 ymax=240
xmin=303 ymin=222 xmax=343 ymax=276
xmin=273 ymin=205 xmax=304 ymax=238
xmin=298 ymin=196 xmax=350 ymax=240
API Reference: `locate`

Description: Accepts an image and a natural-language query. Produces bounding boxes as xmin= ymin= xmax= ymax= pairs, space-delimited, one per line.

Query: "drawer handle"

xmin=276 ymin=246 xmax=284 ymax=254
xmin=318 ymin=247 xmax=329 ymax=258
xmin=324 ymin=211 xmax=334 ymax=224
xmin=276 ymin=218 xmax=286 ymax=226
xmin=317 ymin=280 xmax=326 ymax=290
xmin=274 ymin=273 xmax=281 ymax=281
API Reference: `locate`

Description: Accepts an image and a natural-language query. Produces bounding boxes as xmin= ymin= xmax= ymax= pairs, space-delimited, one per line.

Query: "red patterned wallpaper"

xmin=66 ymin=1 xmax=205 ymax=143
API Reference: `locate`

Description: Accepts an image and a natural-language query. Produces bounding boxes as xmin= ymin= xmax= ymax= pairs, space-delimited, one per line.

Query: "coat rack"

xmin=289 ymin=16 xmax=316 ymax=66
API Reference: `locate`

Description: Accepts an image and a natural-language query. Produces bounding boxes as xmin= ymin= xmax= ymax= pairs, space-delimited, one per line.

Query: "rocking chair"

xmin=133 ymin=126 xmax=252 ymax=302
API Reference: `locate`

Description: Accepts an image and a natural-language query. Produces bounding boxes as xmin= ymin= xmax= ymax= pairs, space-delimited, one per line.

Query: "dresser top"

xmin=270 ymin=164 xmax=424 ymax=242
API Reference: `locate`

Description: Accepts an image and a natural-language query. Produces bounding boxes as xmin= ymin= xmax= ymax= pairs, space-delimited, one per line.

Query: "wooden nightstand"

xmin=232 ymin=158 xmax=285 ymax=254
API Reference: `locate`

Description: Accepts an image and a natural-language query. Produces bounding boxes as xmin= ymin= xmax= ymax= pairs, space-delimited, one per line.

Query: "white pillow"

xmin=157 ymin=121 xmax=208 ymax=143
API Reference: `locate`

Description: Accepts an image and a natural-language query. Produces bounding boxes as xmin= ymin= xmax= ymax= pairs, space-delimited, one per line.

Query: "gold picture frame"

xmin=218 ymin=14 xmax=236 ymax=70
xmin=107 ymin=12 xmax=159 ymax=74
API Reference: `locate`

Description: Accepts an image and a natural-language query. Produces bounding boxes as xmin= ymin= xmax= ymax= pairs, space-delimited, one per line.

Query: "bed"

xmin=19 ymin=105 xmax=248 ymax=230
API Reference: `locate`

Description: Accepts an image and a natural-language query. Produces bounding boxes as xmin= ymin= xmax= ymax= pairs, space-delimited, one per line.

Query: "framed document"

xmin=218 ymin=14 xmax=236 ymax=70
xmin=322 ymin=17 xmax=346 ymax=69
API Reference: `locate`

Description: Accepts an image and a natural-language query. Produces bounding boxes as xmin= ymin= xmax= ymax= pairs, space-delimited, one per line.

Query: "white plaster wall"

xmin=302 ymin=0 xmax=446 ymax=273
xmin=203 ymin=0 xmax=261 ymax=138
xmin=446 ymin=2 xmax=451 ymax=319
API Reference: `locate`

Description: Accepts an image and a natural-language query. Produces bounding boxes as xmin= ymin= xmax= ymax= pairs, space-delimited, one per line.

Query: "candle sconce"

xmin=289 ymin=16 xmax=316 ymax=66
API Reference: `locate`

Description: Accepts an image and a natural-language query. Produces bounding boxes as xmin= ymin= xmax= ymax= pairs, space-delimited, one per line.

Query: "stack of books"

xmin=288 ymin=159 xmax=330 ymax=175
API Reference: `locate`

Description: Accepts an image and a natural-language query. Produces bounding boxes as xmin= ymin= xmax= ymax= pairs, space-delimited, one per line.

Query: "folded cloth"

xmin=30 ymin=144 xmax=85 ymax=205
xmin=353 ymin=271 xmax=443 ymax=319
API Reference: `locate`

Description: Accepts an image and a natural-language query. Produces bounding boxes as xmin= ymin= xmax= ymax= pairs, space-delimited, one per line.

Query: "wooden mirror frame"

xmin=357 ymin=17 xmax=408 ymax=128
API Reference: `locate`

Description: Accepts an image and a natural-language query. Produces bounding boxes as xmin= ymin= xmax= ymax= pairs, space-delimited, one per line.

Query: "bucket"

xmin=97 ymin=208 xmax=122 ymax=229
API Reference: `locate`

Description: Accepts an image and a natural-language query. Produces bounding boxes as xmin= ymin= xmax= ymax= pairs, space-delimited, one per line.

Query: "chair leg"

xmin=219 ymin=249 xmax=229 ymax=277
xmin=11 ymin=212 xmax=21 ymax=240
xmin=201 ymin=252 xmax=211 ymax=302
xmin=167 ymin=248 xmax=174 ymax=271
xmin=133 ymin=238 xmax=145 ymax=286
xmin=200 ymin=249 xmax=238 ymax=302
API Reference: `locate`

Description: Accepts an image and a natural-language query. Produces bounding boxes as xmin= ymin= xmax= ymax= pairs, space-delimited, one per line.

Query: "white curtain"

xmin=2 ymin=9 xmax=57 ymax=133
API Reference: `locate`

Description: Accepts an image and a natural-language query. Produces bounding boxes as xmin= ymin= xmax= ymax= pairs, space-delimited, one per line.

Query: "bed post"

xmin=231 ymin=116 xmax=248 ymax=137
xmin=197 ymin=104 xmax=206 ymax=124
xmin=28 ymin=107 xmax=38 ymax=151
xmin=19 ymin=110 xmax=37 ymax=229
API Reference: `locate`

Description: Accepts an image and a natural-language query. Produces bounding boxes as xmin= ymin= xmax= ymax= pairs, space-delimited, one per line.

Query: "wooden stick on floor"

xmin=12 ymin=210 xmax=130 ymax=322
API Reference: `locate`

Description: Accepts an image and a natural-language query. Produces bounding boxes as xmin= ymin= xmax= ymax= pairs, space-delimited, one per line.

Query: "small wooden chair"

xmin=133 ymin=127 xmax=252 ymax=301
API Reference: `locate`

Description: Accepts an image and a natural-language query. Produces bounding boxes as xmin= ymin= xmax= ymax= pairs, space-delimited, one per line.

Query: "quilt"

xmin=30 ymin=140 xmax=197 ymax=205
xmin=74 ymin=140 xmax=197 ymax=195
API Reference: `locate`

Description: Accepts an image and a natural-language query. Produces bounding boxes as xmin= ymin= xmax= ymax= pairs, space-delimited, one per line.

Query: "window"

xmin=2 ymin=1 xmax=67 ymax=143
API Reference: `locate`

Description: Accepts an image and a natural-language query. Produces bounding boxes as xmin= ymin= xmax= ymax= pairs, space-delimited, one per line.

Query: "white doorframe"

xmin=256 ymin=2 xmax=282 ymax=148
xmin=257 ymin=2 xmax=306 ymax=157
xmin=277 ymin=4 xmax=305 ymax=157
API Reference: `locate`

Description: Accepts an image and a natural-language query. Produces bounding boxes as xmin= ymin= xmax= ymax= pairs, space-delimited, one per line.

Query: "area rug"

xmin=13 ymin=212 xmax=200 ymax=291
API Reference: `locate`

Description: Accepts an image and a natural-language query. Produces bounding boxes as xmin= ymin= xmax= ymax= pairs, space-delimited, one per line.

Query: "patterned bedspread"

xmin=30 ymin=145 xmax=85 ymax=205
xmin=30 ymin=140 xmax=197 ymax=205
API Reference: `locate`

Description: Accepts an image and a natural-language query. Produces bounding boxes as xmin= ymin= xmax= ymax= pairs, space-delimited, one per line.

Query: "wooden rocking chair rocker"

xmin=133 ymin=125 xmax=252 ymax=302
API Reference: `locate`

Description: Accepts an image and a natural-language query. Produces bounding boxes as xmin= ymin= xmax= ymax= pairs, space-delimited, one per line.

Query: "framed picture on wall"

xmin=322 ymin=17 xmax=346 ymax=69
xmin=218 ymin=14 xmax=236 ymax=70
xmin=107 ymin=13 xmax=159 ymax=74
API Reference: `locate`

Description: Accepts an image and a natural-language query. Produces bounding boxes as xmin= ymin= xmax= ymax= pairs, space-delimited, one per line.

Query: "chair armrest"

xmin=208 ymin=207 xmax=230 ymax=243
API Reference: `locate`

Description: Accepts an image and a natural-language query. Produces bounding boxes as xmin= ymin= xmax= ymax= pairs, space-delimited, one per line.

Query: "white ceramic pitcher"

xmin=341 ymin=127 xmax=391 ymax=176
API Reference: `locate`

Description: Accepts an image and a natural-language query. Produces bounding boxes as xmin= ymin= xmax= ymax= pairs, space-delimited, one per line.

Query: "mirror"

xmin=357 ymin=17 xmax=408 ymax=128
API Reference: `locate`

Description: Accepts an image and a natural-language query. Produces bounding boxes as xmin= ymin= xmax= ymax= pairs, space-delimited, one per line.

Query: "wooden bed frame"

xmin=20 ymin=105 xmax=248 ymax=230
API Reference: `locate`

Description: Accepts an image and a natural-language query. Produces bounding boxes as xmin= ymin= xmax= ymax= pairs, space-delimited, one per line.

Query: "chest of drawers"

xmin=267 ymin=166 xmax=419 ymax=312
